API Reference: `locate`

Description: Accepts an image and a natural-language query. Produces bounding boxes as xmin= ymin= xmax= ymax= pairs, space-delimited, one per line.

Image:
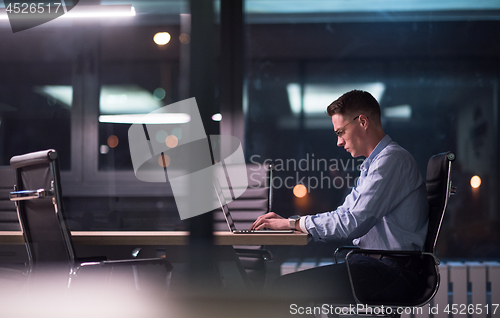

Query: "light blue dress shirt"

xmin=303 ymin=135 xmax=428 ymax=251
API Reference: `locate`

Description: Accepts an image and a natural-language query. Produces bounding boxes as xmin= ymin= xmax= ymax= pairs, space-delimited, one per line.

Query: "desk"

xmin=0 ymin=230 xmax=310 ymax=291
xmin=0 ymin=231 xmax=310 ymax=246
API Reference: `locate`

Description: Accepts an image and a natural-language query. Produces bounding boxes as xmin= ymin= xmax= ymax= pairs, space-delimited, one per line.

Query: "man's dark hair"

xmin=327 ymin=90 xmax=381 ymax=124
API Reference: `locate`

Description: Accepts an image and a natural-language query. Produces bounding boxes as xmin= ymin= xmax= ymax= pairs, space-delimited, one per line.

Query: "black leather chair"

xmin=333 ymin=152 xmax=456 ymax=316
xmin=213 ymin=163 xmax=274 ymax=290
xmin=9 ymin=149 xmax=173 ymax=291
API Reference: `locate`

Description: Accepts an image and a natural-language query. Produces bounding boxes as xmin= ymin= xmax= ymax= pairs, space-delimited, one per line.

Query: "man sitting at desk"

xmin=251 ymin=90 xmax=428 ymax=304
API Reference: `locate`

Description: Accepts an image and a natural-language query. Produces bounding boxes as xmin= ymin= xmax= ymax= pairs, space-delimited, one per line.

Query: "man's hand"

xmin=250 ymin=212 xmax=290 ymax=230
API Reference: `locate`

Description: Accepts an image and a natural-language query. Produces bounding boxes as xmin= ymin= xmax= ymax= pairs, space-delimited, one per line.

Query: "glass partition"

xmin=98 ymin=62 xmax=180 ymax=171
xmin=244 ymin=2 xmax=500 ymax=258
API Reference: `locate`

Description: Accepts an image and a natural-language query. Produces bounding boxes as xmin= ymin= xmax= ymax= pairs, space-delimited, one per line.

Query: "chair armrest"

xmin=333 ymin=246 xmax=359 ymax=264
xmin=345 ymin=249 xmax=440 ymax=265
xmin=76 ymin=256 xmax=108 ymax=263
xmin=10 ymin=189 xmax=54 ymax=201
xmin=234 ymin=248 xmax=273 ymax=261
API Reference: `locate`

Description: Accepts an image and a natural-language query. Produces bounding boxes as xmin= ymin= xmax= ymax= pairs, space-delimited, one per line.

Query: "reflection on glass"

xmin=98 ymin=61 xmax=180 ymax=171
xmin=100 ymin=85 xmax=162 ymax=115
xmin=34 ymin=86 xmax=73 ymax=107
xmin=383 ymin=105 xmax=412 ymax=119
xmin=286 ymin=82 xmax=385 ymax=115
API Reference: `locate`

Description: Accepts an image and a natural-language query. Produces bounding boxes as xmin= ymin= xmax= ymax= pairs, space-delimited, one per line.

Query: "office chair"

xmin=213 ymin=163 xmax=274 ymax=290
xmin=333 ymin=152 xmax=456 ymax=317
xmin=9 ymin=149 xmax=173 ymax=291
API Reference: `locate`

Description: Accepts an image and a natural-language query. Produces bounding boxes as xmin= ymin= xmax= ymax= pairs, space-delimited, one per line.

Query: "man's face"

xmin=332 ymin=114 xmax=364 ymax=158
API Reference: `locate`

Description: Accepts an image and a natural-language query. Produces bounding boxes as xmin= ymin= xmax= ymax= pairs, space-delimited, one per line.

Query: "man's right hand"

xmin=250 ymin=212 xmax=290 ymax=230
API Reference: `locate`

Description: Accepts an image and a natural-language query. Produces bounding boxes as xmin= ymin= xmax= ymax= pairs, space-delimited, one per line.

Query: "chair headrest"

xmin=10 ymin=149 xmax=58 ymax=170
xmin=426 ymin=152 xmax=455 ymax=183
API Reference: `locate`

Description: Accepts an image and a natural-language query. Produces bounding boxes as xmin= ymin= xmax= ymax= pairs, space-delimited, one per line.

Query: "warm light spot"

xmin=179 ymin=33 xmax=190 ymax=44
xmin=165 ymin=135 xmax=178 ymax=148
xmin=153 ymin=32 xmax=171 ymax=46
xmin=158 ymin=154 xmax=171 ymax=168
xmin=107 ymin=135 xmax=119 ymax=148
xmin=470 ymin=175 xmax=481 ymax=189
xmin=293 ymin=184 xmax=307 ymax=198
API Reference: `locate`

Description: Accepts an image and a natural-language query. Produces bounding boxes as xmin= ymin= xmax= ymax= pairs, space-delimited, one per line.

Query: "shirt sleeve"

xmin=304 ymin=152 xmax=419 ymax=242
xmin=298 ymin=216 xmax=307 ymax=233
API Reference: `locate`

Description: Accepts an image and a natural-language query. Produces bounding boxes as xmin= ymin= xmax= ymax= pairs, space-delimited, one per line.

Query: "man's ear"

xmin=359 ymin=114 xmax=369 ymax=129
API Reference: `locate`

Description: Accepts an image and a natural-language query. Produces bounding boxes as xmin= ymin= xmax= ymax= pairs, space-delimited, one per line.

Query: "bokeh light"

xmin=158 ymin=154 xmax=170 ymax=168
xmin=153 ymin=32 xmax=171 ymax=46
xmin=166 ymin=135 xmax=178 ymax=148
xmin=171 ymin=127 xmax=182 ymax=140
xmin=179 ymin=33 xmax=190 ymax=44
xmin=293 ymin=184 xmax=307 ymax=198
xmin=470 ymin=175 xmax=481 ymax=189
xmin=155 ymin=130 xmax=169 ymax=144
xmin=153 ymin=87 xmax=166 ymax=100
xmin=212 ymin=113 xmax=222 ymax=121
xmin=100 ymin=145 xmax=109 ymax=154
xmin=107 ymin=135 xmax=119 ymax=148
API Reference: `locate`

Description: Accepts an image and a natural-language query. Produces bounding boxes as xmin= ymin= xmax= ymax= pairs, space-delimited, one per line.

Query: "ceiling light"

xmin=212 ymin=113 xmax=222 ymax=121
xmin=99 ymin=113 xmax=191 ymax=124
xmin=153 ymin=32 xmax=171 ymax=46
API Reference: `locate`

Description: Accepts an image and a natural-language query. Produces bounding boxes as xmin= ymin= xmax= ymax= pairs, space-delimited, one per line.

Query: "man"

xmin=251 ymin=90 xmax=428 ymax=305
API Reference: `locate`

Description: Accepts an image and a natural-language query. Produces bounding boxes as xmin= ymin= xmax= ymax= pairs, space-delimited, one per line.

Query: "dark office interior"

xmin=0 ymin=1 xmax=499 ymax=317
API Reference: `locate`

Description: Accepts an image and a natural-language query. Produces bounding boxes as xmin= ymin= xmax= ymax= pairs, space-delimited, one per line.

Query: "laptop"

xmin=213 ymin=178 xmax=294 ymax=234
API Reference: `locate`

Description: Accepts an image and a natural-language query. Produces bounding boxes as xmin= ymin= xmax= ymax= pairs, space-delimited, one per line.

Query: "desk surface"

xmin=0 ymin=231 xmax=310 ymax=246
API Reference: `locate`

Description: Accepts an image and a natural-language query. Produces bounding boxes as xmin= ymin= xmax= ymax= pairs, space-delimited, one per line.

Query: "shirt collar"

xmin=361 ymin=135 xmax=392 ymax=171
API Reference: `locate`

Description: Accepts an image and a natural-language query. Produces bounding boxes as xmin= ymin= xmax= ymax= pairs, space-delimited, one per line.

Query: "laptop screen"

xmin=213 ymin=178 xmax=237 ymax=232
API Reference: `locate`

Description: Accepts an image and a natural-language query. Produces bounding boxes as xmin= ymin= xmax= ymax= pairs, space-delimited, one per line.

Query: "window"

xmin=0 ymin=27 xmax=73 ymax=170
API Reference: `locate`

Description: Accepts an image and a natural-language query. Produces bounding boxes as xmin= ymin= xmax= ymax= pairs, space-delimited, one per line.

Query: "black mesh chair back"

xmin=0 ymin=166 xmax=20 ymax=231
xmin=213 ymin=164 xmax=272 ymax=230
xmin=212 ymin=163 xmax=274 ymax=290
xmin=10 ymin=149 xmax=75 ymax=272
xmin=424 ymin=152 xmax=456 ymax=254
